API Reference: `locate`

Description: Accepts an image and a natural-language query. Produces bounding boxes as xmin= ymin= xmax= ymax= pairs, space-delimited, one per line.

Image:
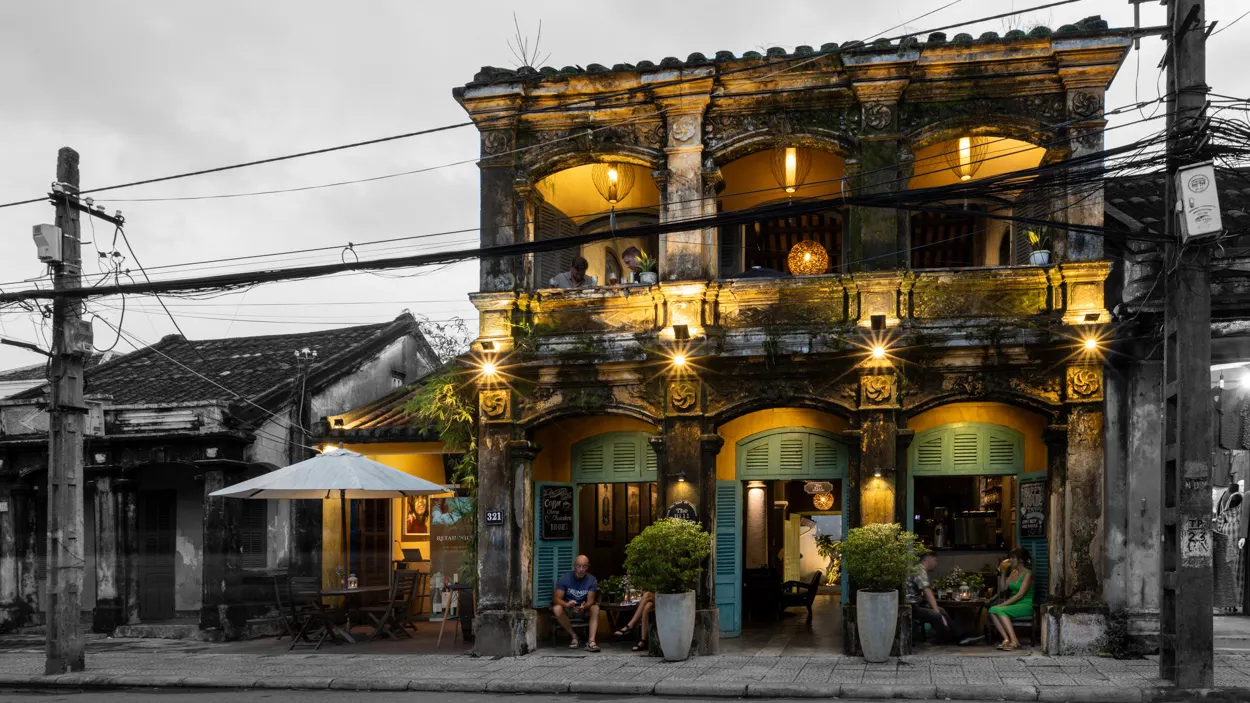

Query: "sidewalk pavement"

xmin=2 ymin=635 xmax=1250 ymax=701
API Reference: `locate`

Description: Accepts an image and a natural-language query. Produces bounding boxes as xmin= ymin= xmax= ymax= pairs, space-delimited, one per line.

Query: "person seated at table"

xmin=906 ymin=553 xmax=962 ymax=644
xmin=987 ymin=548 xmax=1034 ymax=651
xmin=612 ymin=591 xmax=654 ymax=652
xmin=550 ymin=256 xmax=597 ymax=289
xmin=553 ymin=554 xmax=601 ymax=652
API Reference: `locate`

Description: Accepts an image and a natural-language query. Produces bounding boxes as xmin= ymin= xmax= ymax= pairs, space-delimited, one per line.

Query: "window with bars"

xmin=239 ymin=500 xmax=267 ymax=570
xmin=910 ymin=210 xmax=981 ymax=269
xmin=720 ymin=209 xmax=843 ymax=277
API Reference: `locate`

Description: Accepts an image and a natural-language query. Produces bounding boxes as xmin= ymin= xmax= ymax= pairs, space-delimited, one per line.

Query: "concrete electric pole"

xmin=1159 ymin=0 xmax=1213 ymax=688
xmin=45 ymin=147 xmax=87 ymax=674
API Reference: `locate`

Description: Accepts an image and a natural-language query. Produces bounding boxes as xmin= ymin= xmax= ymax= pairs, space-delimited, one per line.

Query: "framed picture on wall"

xmin=596 ymin=483 xmax=614 ymax=544
xmin=627 ymin=484 xmax=641 ymax=537
xmin=403 ymin=495 xmax=430 ymax=537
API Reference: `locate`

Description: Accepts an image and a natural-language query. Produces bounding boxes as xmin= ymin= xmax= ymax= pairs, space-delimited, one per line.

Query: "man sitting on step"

xmin=553 ymin=554 xmax=600 ymax=652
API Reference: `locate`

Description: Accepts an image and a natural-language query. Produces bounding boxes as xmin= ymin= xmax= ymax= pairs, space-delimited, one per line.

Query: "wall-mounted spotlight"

xmin=481 ymin=361 xmax=498 ymax=377
xmin=677 ymin=471 xmax=688 ymax=483
xmin=481 ymin=340 xmax=496 ymax=351
xmin=1083 ymin=338 xmax=1098 ymax=351
xmin=672 ymin=324 xmax=690 ymax=342
xmin=672 ymin=353 xmax=687 ymax=368
xmin=872 ymin=345 xmax=886 ymax=359
xmin=873 ymin=467 xmax=883 ymax=478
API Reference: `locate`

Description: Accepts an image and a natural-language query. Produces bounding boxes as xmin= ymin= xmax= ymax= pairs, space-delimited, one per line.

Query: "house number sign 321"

xmin=484 ymin=510 xmax=504 ymax=525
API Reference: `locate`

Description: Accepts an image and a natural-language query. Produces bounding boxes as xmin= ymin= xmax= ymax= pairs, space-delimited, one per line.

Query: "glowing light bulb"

xmin=804 ymin=252 xmax=812 ymax=262
xmin=959 ymin=136 xmax=972 ymax=181
xmin=607 ymin=167 xmax=618 ymax=183
xmin=872 ymin=345 xmax=886 ymax=359
xmin=873 ymin=468 xmax=883 ymax=478
xmin=481 ymin=362 xmax=497 ymax=377
xmin=672 ymin=353 xmax=687 ymax=367
xmin=784 ymin=147 xmax=798 ymax=193
xmin=1084 ymin=338 xmax=1097 ymax=351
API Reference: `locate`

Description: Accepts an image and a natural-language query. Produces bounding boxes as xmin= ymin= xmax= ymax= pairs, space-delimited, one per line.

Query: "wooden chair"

xmin=362 ymin=570 xmax=422 ymax=641
xmin=778 ymin=571 xmax=823 ymax=621
xmin=272 ymin=574 xmax=298 ymax=640
xmin=287 ymin=576 xmax=334 ymax=651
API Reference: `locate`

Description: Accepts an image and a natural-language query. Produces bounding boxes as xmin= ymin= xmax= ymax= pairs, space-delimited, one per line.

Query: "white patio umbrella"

xmin=210 ymin=447 xmax=447 ymax=579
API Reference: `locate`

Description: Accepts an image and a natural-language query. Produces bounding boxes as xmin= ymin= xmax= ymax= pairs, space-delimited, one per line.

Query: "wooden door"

xmin=138 ymin=491 xmax=176 ymax=621
xmin=352 ymin=499 xmax=390 ymax=590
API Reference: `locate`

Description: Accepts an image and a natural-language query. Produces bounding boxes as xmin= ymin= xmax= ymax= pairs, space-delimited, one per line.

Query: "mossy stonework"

xmin=455 ymin=19 xmax=1149 ymax=658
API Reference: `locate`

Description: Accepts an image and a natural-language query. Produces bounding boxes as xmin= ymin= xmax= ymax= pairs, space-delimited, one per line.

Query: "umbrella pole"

xmin=340 ymin=488 xmax=348 ymax=586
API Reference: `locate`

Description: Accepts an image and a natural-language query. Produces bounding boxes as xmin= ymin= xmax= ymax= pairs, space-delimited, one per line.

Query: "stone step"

xmin=113 ymin=623 xmax=204 ymax=641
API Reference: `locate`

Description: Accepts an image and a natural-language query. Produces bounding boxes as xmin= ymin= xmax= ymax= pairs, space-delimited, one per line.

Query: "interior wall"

xmin=719 ymin=149 xmax=846 ymax=213
xmin=907 ymin=402 xmax=1048 ymax=473
xmin=531 ymin=416 xmax=658 ymax=483
xmin=535 ymin=163 xmax=660 ymax=227
xmin=908 ymin=138 xmax=1046 ymax=190
xmin=580 ymin=235 xmax=650 ymax=285
xmin=716 ymin=408 xmax=850 ymax=480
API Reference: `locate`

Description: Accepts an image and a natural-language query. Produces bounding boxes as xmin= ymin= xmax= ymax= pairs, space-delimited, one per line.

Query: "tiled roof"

xmin=1105 ymin=170 xmax=1250 ymax=235
xmin=13 ymin=315 xmax=418 ymax=407
xmin=459 ymin=16 xmax=1116 ymax=87
xmin=319 ymin=382 xmax=439 ymax=442
xmin=0 ymin=352 xmax=112 ymax=383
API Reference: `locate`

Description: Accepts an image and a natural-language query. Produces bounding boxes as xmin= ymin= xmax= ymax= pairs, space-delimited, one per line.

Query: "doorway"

xmin=350 ymin=499 xmax=391 ymax=590
xmin=138 ymin=490 xmax=176 ymax=621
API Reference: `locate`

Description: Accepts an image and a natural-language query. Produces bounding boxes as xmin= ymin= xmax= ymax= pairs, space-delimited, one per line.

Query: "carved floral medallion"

xmin=670 ymin=381 xmax=698 ymax=411
xmin=862 ymin=374 xmax=895 ymax=405
xmin=864 ymin=103 xmax=893 ymax=131
xmin=1066 ymin=366 xmax=1102 ymax=402
xmin=480 ymin=389 xmax=510 ymax=418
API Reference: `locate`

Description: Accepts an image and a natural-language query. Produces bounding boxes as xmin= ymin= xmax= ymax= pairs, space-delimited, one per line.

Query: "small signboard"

xmin=1019 ymin=480 xmax=1045 ymax=539
xmin=665 ymin=500 xmax=698 ymax=523
xmin=541 ymin=485 xmax=575 ymax=541
xmin=484 ymin=509 xmax=504 ymax=526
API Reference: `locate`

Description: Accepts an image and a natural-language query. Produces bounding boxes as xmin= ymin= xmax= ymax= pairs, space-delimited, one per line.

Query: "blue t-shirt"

xmin=555 ymin=572 xmax=597 ymax=605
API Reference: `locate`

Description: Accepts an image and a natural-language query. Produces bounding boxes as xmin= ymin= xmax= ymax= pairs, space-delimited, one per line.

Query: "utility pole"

xmin=46 ymin=147 xmax=87 ymax=674
xmin=1160 ymin=0 xmax=1212 ymax=688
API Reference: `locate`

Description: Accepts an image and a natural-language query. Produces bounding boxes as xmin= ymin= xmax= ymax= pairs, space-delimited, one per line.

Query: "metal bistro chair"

xmin=778 ymin=570 xmax=823 ymax=621
xmin=287 ymin=576 xmax=336 ymax=651
xmin=363 ymin=569 xmax=423 ymax=641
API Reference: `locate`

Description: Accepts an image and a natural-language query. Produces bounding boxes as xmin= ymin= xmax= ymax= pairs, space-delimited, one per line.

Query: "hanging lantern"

xmin=812 ymin=492 xmax=835 ymax=511
xmin=770 ymin=146 xmax=813 ymax=193
xmin=591 ymin=162 xmax=636 ymax=205
xmin=787 ymin=240 xmax=829 ymax=276
xmin=944 ymin=135 xmax=991 ymax=182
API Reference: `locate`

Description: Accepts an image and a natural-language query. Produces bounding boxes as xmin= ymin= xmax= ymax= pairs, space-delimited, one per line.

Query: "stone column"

xmin=1057 ymin=83 xmax=1107 ymax=262
xmin=0 ymin=480 xmax=19 ymax=632
xmin=474 ymin=387 xmax=537 ymax=656
xmin=200 ymin=469 xmax=244 ymax=636
xmin=858 ymin=369 xmax=901 ymax=525
xmin=479 ymin=124 xmax=522 ymax=292
xmin=1044 ymin=425 xmax=1070 ymax=603
xmin=90 ymin=473 xmax=124 ymax=633
xmin=14 ymin=485 xmax=38 ymax=624
xmin=847 ymin=78 xmax=910 ymax=272
xmin=117 ymin=475 xmax=140 ymax=625
xmin=655 ymin=74 xmax=715 ymax=281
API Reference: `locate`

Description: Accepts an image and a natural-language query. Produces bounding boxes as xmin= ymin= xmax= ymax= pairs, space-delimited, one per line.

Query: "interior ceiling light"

xmin=770 ymin=146 xmax=813 ymax=193
xmin=788 ymin=240 xmax=829 ymax=276
xmin=812 ymin=492 xmax=835 ymax=510
xmin=591 ymin=162 xmax=636 ymax=205
xmin=945 ymin=135 xmax=991 ymax=182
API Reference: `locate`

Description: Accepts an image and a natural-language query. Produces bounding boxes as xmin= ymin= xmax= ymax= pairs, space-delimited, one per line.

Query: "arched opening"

xmin=907 ymin=137 xmax=1048 ymax=269
xmin=532 ymin=163 xmax=661 ymax=287
xmin=713 ymin=408 xmax=849 ymax=642
xmin=905 ymin=402 xmax=1049 ymax=604
xmin=717 ymin=148 xmax=847 ymax=277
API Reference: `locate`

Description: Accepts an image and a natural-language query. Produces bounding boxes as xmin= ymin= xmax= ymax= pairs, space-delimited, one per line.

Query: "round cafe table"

xmin=318 ymin=585 xmax=390 ymax=643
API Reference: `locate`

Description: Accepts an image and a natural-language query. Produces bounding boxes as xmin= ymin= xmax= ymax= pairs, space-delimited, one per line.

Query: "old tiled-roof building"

xmin=448 ymin=16 xmax=1191 ymax=657
xmin=0 ymin=313 xmax=439 ymax=635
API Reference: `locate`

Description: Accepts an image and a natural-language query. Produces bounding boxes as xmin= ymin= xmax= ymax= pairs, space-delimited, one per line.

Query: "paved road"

xmin=0 ymin=691 xmax=988 ymax=703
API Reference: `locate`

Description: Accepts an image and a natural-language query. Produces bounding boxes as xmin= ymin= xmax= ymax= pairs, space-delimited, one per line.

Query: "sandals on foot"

xmin=614 ymin=625 xmax=634 ymax=638
xmin=632 ymin=639 xmax=648 ymax=652
xmin=568 ymin=636 xmax=580 ymax=649
xmin=586 ymin=642 xmax=601 ymax=653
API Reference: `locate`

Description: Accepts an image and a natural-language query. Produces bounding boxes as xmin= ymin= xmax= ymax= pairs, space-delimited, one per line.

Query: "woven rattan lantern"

xmin=788 ymin=240 xmax=829 ymax=276
xmin=770 ymin=146 xmax=813 ymax=193
xmin=945 ymin=135 xmax=991 ymax=181
xmin=812 ymin=492 xmax=835 ymax=510
xmin=591 ymin=162 xmax=636 ymax=205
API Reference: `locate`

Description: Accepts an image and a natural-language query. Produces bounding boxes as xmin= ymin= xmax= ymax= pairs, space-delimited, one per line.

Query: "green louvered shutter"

xmin=778 ymin=437 xmax=805 ymax=475
xmin=715 ymin=480 xmax=743 ymax=637
xmin=610 ymin=437 xmax=639 ymax=480
xmin=912 ymin=431 xmax=946 ymax=474
xmin=742 ymin=442 xmax=771 ymax=479
xmin=951 ymin=427 xmax=982 ymax=472
xmin=643 ymin=442 xmax=658 ymax=481
xmin=533 ymin=482 xmax=576 ymax=608
xmin=986 ymin=427 xmax=1023 ymax=471
xmin=811 ymin=435 xmax=841 ymax=476
xmin=575 ymin=442 xmax=606 ymax=483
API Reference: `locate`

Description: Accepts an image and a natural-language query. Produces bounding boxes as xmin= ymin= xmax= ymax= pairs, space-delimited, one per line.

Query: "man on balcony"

xmin=551 ymin=256 xmax=597 ymax=289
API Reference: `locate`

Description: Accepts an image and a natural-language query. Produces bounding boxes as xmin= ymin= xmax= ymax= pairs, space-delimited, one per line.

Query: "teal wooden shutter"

xmin=1017 ymin=473 xmax=1048 ymax=603
xmin=643 ymin=442 xmax=658 ymax=481
xmin=951 ymin=426 xmax=981 ymax=473
xmin=575 ymin=441 xmax=607 ymax=483
xmin=912 ymin=430 xmax=945 ymax=474
xmin=777 ymin=436 xmax=805 ymax=475
xmin=715 ymin=480 xmax=743 ymax=637
xmin=533 ymin=482 xmax=577 ymax=608
xmin=811 ymin=435 xmax=841 ymax=476
xmin=986 ymin=427 xmax=1023 ymax=472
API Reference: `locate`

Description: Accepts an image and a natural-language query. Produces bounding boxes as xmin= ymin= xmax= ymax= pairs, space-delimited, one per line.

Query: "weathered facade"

xmin=0 ymin=314 xmax=439 ymax=636
xmin=453 ymin=18 xmax=1151 ymax=656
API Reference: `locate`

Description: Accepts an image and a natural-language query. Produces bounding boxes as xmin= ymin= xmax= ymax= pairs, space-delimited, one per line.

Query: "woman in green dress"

xmin=988 ymin=548 xmax=1034 ymax=650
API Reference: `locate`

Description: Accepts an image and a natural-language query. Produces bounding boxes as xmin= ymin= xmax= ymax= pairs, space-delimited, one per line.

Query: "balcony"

xmin=471 ymin=261 xmax=1110 ymax=361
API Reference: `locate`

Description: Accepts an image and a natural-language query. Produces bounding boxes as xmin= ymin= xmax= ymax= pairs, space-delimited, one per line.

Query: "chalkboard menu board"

xmin=541 ymin=485 xmax=575 ymax=541
xmin=1019 ymin=479 xmax=1045 ymax=539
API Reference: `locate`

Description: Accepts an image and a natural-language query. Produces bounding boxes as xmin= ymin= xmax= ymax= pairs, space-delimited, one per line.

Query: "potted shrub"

xmin=636 ymin=252 xmax=659 ymax=285
xmin=839 ymin=523 xmax=924 ymax=663
xmin=1027 ymin=230 xmax=1051 ymax=265
xmin=624 ymin=518 xmax=711 ymax=661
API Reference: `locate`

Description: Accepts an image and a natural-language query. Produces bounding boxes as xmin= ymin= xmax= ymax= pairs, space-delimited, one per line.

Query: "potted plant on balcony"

xmin=840 ymin=523 xmax=924 ymax=663
xmin=636 ymin=252 xmax=659 ymax=285
xmin=624 ymin=517 xmax=711 ymax=661
xmin=1027 ymin=230 xmax=1051 ymax=266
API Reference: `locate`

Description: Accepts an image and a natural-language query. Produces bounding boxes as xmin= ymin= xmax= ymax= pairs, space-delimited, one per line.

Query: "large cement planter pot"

xmin=655 ymin=591 xmax=696 ymax=661
xmin=856 ymin=590 xmax=899 ymax=663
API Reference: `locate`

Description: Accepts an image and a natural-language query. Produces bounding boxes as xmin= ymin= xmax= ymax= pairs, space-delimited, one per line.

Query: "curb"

xmin=0 ymin=672 xmax=1246 ymax=703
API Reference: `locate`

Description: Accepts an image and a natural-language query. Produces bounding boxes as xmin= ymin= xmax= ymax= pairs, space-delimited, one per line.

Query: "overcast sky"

xmin=0 ymin=0 xmax=1245 ymax=371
